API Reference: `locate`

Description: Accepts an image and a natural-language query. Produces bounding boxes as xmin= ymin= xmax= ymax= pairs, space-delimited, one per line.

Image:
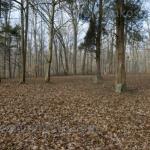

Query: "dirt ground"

xmin=0 ymin=75 xmax=150 ymax=150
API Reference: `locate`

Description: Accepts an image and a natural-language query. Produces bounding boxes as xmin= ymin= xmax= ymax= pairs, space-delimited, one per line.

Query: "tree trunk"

xmin=3 ymin=11 xmax=8 ymax=79
xmin=24 ymin=0 xmax=29 ymax=80
xmin=73 ymin=20 xmax=78 ymax=75
xmin=96 ymin=0 xmax=103 ymax=82
xmin=20 ymin=0 xmax=29 ymax=83
xmin=63 ymin=46 xmax=69 ymax=75
xmin=115 ymin=0 xmax=126 ymax=93
xmin=45 ymin=1 xmax=55 ymax=82
xmin=34 ymin=9 xmax=38 ymax=77
xmin=82 ymin=49 xmax=86 ymax=75
xmin=54 ymin=40 xmax=59 ymax=75
xmin=20 ymin=0 xmax=25 ymax=83
xmin=90 ymin=53 xmax=93 ymax=74
xmin=7 ymin=34 xmax=12 ymax=79
xmin=109 ymin=32 xmax=114 ymax=74
xmin=87 ymin=53 xmax=89 ymax=74
xmin=40 ymin=20 xmax=44 ymax=77
xmin=13 ymin=51 xmax=17 ymax=78
xmin=8 ymin=46 xmax=11 ymax=78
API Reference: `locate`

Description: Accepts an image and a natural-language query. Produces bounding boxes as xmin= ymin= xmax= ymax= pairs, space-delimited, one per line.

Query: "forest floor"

xmin=0 ymin=75 xmax=150 ymax=150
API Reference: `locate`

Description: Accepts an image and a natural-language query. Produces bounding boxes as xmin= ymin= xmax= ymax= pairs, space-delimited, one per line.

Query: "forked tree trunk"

xmin=59 ymin=11 xmax=69 ymax=75
xmin=59 ymin=37 xmax=69 ymax=75
xmin=115 ymin=0 xmax=126 ymax=93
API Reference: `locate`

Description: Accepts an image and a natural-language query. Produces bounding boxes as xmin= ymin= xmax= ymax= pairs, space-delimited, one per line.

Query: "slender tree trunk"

xmin=59 ymin=10 xmax=69 ymax=75
xmin=24 ymin=0 xmax=29 ymax=80
xmin=63 ymin=47 xmax=69 ymax=75
xmin=40 ymin=21 xmax=43 ymax=77
xmin=96 ymin=0 xmax=103 ymax=81
xmin=60 ymin=47 xmax=65 ymax=74
xmin=20 ymin=0 xmax=29 ymax=83
xmin=8 ymin=45 xmax=11 ymax=78
xmin=54 ymin=40 xmax=59 ymax=75
xmin=82 ymin=49 xmax=87 ymax=75
xmin=45 ymin=1 xmax=55 ymax=82
xmin=4 ymin=11 xmax=8 ymax=79
xmin=13 ymin=51 xmax=17 ymax=78
xmin=109 ymin=32 xmax=114 ymax=74
xmin=87 ymin=53 xmax=89 ymax=74
xmin=13 ymin=40 xmax=20 ymax=78
xmin=34 ymin=9 xmax=38 ymax=77
xmin=40 ymin=19 xmax=45 ymax=77
xmin=29 ymin=36 xmax=32 ymax=74
xmin=58 ymin=43 xmax=65 ymax=74
xmin=90 ymin=53 xmax=93 ymax=74
xmin=115 ymin=0 xmax=126 ymax=93
xmin=20 ymin=0 xmax=25 ymax=83
xmin=73 ymin=21 xmax=77 ymax=75
xmin=7 ymin=33 xmax=12 ymax=79
xmin=3 ymin=44 xmax=6 ymax=78
xmin=59 ymin=38 xmax=69 ymax=75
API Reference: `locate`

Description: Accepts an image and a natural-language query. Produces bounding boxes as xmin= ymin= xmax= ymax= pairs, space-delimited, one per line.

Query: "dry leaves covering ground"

xmin=0 ymin=75 xmax=150 ymax=150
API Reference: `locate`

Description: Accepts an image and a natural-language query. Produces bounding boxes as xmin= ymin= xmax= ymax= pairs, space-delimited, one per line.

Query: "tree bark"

xmin=34 ymin=8 xmax=38 ymax=77
xmin=3 ymin=11 xmax=8 ymax=79
xmin=20 ymin=0 xmax=29 ymax=83
xmin=63 ymin=46 xmax=69 ymax=75
xmin=115 ymin=0 xmax=126 ymax=93
xmin=8 ymin=39 xmax=12 ymax=79
xmin=73 ymin=21 xmax=77 ymax=75
xmin=82 ymin=49 xmax=87 ymax=75
xmin=96 ymin=0 xmax=103 ymax=81
xmin=109 ymin=32 xmax=114 ymax=74
xmin=90 ymin=53 xmax=93 ymax=74
xmin=20 ymin=0 xmax=25 ymax=83
xmin=45 ymin=1 xmax=55 ymax=82
xmin=54 ymin=40 xmax=59 ymax=75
